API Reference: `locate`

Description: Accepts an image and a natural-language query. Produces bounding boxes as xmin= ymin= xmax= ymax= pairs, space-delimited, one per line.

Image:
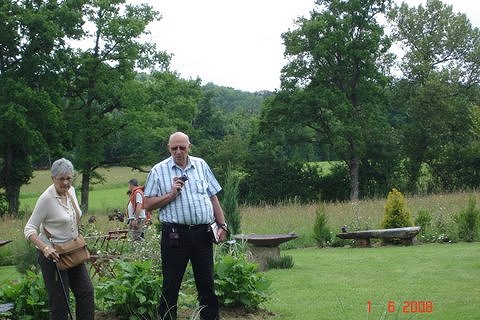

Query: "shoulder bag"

xmin=45 ymin=194 xmax=90 ymax=270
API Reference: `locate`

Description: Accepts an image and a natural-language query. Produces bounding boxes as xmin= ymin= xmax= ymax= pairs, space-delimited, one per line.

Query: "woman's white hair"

xmin=51 ymin=158 xmax=74 ymax=177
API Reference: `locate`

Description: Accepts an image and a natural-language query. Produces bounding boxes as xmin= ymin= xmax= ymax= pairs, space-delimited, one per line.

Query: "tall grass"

xmin=239 ymin=192 xmax=472 ymax=247
xmin=7 ymin=168 xmax=479 ymax=255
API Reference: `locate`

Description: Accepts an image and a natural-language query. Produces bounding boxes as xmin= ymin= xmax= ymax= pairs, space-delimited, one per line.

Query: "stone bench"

xmin=233 ymin=233 xmax=298 ymax=270
xmin=336 ymin=226 xmax=421 ymax=247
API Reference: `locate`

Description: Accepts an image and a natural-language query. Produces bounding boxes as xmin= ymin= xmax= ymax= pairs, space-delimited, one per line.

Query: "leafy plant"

xmin=434 ymin=210 xmax=459 ymax=243
xmin=214 ymin=250 xmax=271 ymax=309
xmin=94 ymin=260 xmax=162 ymax=320
xmin=0 ymin=269 xmax=49 ymax=320
xmin=14 ymin=241 xmax=37 ymax=274
xmin=456 ymin=197 xmax=480 ymax=242
xmin=266 ymin=255 xmax=294 ymax=269
xmin=313 ymin=206 xmax=331 ymax=247
xmin=381 ymin=188 xmax=413 ymax=229
xmin=415 ymin=209 xmax=432 ymax=233
xmin=414 ymin=209 xmax=437 ymax=242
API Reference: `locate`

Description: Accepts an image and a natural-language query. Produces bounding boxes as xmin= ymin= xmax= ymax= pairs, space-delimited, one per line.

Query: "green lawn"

xmin=265 ymin=243 xmax=480 ymax=320
xmin=2 ymin=243 xmax=479 ymax=319
xmin=0 ymin=266 xmax=20 ymax=284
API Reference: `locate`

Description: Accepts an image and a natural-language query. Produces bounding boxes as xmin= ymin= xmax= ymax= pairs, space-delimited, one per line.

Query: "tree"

xmin=266 ymin=0 xmax=394 ymax=200
xmin=64 ymin=0 xmax=170 ymax=212
xmin=389 ymin=0 xmax=480 ymax=192
xmin=0 ymin=0 xmax=84 ymax=215
xmin=103 ymin=71 xmax=203 ymax=172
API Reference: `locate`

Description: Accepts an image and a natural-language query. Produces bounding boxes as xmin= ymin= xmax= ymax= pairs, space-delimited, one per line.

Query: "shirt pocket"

xmin=194 ymin=180 xmax=208 ymax=194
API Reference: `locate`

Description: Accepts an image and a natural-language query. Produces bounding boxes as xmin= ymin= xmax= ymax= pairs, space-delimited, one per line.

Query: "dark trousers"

xmin=159 ymin=224 xmax=219 ymax=320
xmin=37 ymin=250 xmax=95 ymax=320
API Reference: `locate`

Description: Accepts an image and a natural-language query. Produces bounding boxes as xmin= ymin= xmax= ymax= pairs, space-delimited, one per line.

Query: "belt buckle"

xmin=187 ymin=224 xmax=195 ymax=230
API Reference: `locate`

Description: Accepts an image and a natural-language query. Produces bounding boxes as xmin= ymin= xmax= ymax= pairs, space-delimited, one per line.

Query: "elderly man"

xmin=144 ymin=132 xmax=228 ymax=320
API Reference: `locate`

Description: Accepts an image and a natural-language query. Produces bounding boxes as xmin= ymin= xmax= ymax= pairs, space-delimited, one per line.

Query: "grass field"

xmin=265 ymin=243 xmax=480 ymax=320
xmin=6 ymin=167 xmax=479 ymax=253
xmin=3 ymin=243 xmax=478 ymax=319
xmin=19 ymin=167 xmax=149 ymax=215
xmin=3 ymin=168 xmax=480 ymax=319
xmin=17 ymin=168 xmax=475 ymax=231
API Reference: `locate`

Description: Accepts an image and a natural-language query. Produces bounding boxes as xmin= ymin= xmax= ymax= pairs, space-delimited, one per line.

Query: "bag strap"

xmin=67 ymin=192 xmax=81 ymax=224
xmin=44 ymin=192 xmax=81 ymax=242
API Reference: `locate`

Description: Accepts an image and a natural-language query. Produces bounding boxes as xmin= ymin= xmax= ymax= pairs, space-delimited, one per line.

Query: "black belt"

xmin=162 ymin=222 xmax=209 ymax=231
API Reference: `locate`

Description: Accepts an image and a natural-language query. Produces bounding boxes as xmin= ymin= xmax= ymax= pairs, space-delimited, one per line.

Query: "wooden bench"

xmin=336 ymin=226 xmax=421 ymax=247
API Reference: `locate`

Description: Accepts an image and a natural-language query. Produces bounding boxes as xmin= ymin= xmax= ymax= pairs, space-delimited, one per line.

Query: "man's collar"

xmin=169 ymin=156 xmax=194 ymax=170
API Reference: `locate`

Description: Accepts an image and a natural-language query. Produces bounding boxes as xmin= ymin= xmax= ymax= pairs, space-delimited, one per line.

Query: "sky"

xmin=139 ymin=0 xmax=480 ymax=93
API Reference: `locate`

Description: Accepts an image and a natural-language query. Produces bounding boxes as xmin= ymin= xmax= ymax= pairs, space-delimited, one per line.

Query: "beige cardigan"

xmin=24 ymin=185 xmax=82 ymax=245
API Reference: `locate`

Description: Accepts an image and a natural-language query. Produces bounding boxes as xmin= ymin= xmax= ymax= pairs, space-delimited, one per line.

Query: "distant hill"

xmin=202 ymin=82 xmax=273 ymax=113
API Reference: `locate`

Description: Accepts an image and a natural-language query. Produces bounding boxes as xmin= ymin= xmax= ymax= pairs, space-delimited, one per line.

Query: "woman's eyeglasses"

xmin=55 ymin=176 xmax=73 ymax=182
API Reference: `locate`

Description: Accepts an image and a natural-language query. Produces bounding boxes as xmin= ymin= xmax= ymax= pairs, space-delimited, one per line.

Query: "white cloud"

xmin=139 ymin=0 xmax=479 ymax=92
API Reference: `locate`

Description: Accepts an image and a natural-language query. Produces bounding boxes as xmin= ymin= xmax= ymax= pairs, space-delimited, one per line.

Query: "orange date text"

xmin=367 ymin=300 xmax=433 ymax=313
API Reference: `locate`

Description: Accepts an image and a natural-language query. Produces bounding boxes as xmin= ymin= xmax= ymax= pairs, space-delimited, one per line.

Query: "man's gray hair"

xmin=51 ymin=158 xmax=74 ymax=177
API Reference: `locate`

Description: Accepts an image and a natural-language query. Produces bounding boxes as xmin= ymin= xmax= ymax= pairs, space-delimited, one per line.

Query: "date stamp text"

xmin=367 ymin=300 xmax=433 ymax=313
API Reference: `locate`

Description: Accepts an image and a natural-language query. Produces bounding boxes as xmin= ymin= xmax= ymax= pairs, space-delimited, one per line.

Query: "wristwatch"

xmin=217 ymin=222 xmax=228 ymax=232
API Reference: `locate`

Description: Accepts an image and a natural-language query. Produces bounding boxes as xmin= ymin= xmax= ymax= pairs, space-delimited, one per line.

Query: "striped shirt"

xmin=144 ymin=156 xmax=222 ymax=225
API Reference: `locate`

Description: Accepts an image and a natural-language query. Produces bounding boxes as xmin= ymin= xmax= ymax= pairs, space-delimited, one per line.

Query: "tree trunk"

xmin=81 ymin=172 xmax=90 ymax=213
xmin=349 ymin=156 xmax=360 ymax=201
xmin=6 ymin=184 xmax=20 ymax=216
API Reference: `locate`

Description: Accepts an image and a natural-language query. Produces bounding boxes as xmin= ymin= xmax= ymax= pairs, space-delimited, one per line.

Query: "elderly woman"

xmin=24 ymin=158 xmax=94 ymax=320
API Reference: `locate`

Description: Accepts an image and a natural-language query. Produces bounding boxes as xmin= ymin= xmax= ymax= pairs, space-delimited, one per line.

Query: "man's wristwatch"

xmin=217 ymin=222 xmax=228 ymax=232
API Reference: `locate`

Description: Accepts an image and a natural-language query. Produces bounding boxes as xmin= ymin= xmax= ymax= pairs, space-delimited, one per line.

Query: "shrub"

xmin=415 ymin=209 xmax=432 ymax=233
xmin=381 ymin=188 xmax=413 ymax=229
xmin=214 ymin=245 xmax=271 ymax=309
xmin=434 ymin=211 xmax=459 ymax=243
xmin=313 ymin=206 xmax=331 ymax=247
xmin=221 ymin=164 xmax=242 ymax=237
xmin=0 ymin=269 xmax=49 ymax=320
xmin=266 ymin=255 xmax=294 ymax=269
xmin=94 ymin=260 xmax=162 ymax=319
xmin=14 ymin=240 xmax=38 ymax=274
xmin=456 ymin=197 xmax=480 ymax=242
xmin=0 ymin=246 xmax=14 ymax=267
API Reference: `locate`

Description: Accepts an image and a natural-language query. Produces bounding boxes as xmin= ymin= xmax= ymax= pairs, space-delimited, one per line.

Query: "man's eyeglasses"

xmin=170 ymin=145 xmax=187 ymax=151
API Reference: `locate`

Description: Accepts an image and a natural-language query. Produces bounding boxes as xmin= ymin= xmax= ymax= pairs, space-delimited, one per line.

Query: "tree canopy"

xmin=1 ymin=0 xmax=480 ymax=215
xmin=263 ymin=0 xmax=394 ymax=200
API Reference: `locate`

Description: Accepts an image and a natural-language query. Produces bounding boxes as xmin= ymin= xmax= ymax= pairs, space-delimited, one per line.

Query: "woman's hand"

xmin=43 ymin=246 xmax=59 ymax=261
